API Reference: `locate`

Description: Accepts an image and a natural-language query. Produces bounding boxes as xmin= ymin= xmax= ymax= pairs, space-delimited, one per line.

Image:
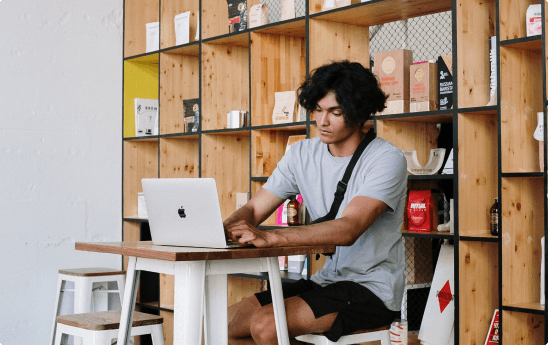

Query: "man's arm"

xmin=226 ymin=193 xmax=387 ymax=247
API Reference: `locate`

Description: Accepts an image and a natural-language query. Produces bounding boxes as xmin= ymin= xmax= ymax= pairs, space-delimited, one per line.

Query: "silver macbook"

xmin=141 ymin=178 xmax=249 ymax=249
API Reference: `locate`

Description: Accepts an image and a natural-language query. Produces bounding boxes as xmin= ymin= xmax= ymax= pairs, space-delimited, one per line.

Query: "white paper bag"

xmin=249 ymin=3 xmax=269 ymax=28
xmin=174 ymin=11 xmax=190 ymax=46
xmin=419 ymin=244 xmax=455 ymax=345
xmin=281 ymin=0 xmax=296 ymax=20
xmin=146 ymin=22 xmax=159 ymax=53
xmin=272 ymin=91 xmax=297 ymax=124
xmin=542 ymin=236 xmax=545 ymax=305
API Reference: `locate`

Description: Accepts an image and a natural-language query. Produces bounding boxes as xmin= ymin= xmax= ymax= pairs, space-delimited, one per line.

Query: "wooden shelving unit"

xmin=121 ymin=0 xmax=548 ymax=343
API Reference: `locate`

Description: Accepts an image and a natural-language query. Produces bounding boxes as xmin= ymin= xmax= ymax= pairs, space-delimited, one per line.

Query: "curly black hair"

xmin=298 ymin=61 xmax=387 ymax=127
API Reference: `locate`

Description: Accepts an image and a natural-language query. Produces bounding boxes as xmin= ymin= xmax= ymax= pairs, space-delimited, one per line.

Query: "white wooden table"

xmin=75 ymin=241 xmax=336 ymax=345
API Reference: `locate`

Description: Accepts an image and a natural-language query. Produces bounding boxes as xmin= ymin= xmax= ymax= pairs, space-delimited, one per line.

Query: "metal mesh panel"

xmin=370 ymin=11 xmax=453 ymax=63
xmin=260 ymin=0 xmax=306 ymax=23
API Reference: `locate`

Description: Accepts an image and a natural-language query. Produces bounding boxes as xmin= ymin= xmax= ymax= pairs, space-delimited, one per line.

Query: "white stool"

xmin=54 ymin=310 xmax=165 ymax=345
xmin=51 ymin=268 xmax=126 ymax=345
xmin=296 ymin=325 xmax=391 ymax=345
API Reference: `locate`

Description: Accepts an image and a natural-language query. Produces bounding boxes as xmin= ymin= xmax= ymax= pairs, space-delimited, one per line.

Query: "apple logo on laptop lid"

xmin=178 ymin=206 xmax=186 ymax=218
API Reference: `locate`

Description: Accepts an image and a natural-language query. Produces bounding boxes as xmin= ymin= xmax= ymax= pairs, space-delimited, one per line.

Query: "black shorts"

xmin=254 ymin=279 xmax=400 ymax=342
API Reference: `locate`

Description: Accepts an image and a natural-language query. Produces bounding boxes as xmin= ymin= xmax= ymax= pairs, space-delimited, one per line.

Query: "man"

xmin=224 ymin=61 xmax=408 ymax=345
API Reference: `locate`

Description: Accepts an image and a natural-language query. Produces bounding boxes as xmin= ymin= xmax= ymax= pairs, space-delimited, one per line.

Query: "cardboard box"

xmin=378 ymin=100 xmax=409 ymax=115
xmin=374 ymin=49 xmax=413 ymax=102
xmin=410 ymin=61 xmax=438 ymax=112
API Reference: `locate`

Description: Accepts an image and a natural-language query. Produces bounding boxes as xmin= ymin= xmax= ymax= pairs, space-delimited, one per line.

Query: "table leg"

xmin=117 ymin=256 xmax=140 ymax=345
xmin=266 ymin=257 xmax=290 ymax=345
xmin=174 ymin=261 xmax=206 ymax=345
xmin=204 ymin=274 xmax=228 ymax=345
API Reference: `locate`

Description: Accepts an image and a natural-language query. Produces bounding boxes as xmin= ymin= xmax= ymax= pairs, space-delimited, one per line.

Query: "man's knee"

xmin=250 ymin=306 xmax=278 ymax=344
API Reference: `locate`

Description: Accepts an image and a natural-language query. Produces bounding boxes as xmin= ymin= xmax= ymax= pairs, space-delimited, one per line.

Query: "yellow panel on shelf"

xmin=124 ymin=54 xmax=159 ymax=138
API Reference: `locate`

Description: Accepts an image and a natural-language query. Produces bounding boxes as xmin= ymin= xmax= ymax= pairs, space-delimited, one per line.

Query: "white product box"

xmin=288 ymin=255 xmax=306 ymax=273
xmin=146 ymin=22 xmax=160 ymax=53
xmin=138 ymin=192 xmax=147 ymax=218
xmin=527 ymin=5 xmax=541 ymax=37
xmin=174 ymin=12 xmax=190 ymax=46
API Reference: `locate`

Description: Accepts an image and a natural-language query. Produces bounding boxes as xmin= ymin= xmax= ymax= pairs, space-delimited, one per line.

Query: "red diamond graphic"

xmin=437 ymin=280 xmax=453 ymax=313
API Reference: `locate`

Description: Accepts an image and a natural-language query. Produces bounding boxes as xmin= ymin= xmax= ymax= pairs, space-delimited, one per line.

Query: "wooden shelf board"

xmin=123 ymin=136 xmax=159 ymax=142
xmin=408 ymin=174 xmax=454 ymax=181
xmin=251 ymin=19 xmax=307 ymax=38
xmin=202 ymin=128 xmax=251 ymax=136
xmin=251 ymin=122 xmax=308 ymax=132
xmin=401 ymin=229 xmax=454 ymax=239
xmin=162 ymin=42 xmax=200 ymax=57
xmin=159 ymin=133 xmax=200 ymax=140
xmin=501 ymin=172 xmax=544 ymax=178
xmin=251 ymin=176 xmax=269 ymax=181
xmin=311 ymin=0 xmax=452 ymax=27
xmin=375 ymin=111 xmax=453 ymax=123
xmin=231 ymin=271 xmax=305 ymax=282
xmin=457 ymin=106 xmax=498 ymax=115
xmin=501 ymin=36 xmax=542 ymax=52
xmin=203 ymin=32 xmax=249 ymax=47
xmin=503 ymin=303 xmax=545 ymax=314
xmin=124 ymin=53 xmax=160 ymax=64
xmin=124 ymin=216 xmax=149 ymax=223
xmin=459 ymin=235 xmax=498 ymax=243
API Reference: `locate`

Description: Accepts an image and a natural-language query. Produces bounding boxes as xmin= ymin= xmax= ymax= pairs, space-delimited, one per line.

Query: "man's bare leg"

xmin=228 ymin=294 xmax=337 ymax=345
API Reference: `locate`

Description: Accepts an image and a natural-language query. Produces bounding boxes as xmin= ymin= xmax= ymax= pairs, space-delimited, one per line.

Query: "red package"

xmin=407 ymin=190 xmax=434 ymax=232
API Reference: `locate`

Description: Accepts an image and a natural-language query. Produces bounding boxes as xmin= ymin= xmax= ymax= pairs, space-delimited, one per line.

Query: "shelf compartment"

xmin=501 ymin=36 xmax=542 ymax=51
xmin=160 ymin=0 xmax=199 ymax=49
xmin=123 ymin=221 xmax=142 ymax=270
xmin=159 ymin=137 xmax=199 ymax=178
xmin=123 ymin=140 xmax=159 ymax=218
xmin=124 ymin=54 xmax=159 ymax=138
xmin=459 ymin=241 xmax=498 ymax=345
xmin=458 ymin=113 xmax=498 ymax=237
xmin=251 ymin=128 xmax=306 ymax=177
xmin=503 ymin=302 xmax=545 ymax=314
xmin=202 ymin=33 xmax=250 ymax=131
xmin=376 ymin=119 xmax=439 ymax=171
xmin=501 ymin=177 xmax=544 ymax=307
xmin=309 ymin=0 xmax=452 ymax=23
xmin=250 ymin=21 xmax=306 ymax=127
xmin=202 ymin=133 xmax=250 ymax=219
xmin=500 ymin=45 xmax=543 ymax=173
xmin=252 ymin=181 xmax=278 ymax=226
xmin=124 ymin=0 xmax=160 ymax=57
xmin=456 ymin=0 xmax=495 ymax=108
xmin=159 ymin=51 xmax=200 ymax=135
xmin=202 ymin=0 xmax=262 ymax=40
xmin=502 ymin=310 xmax=544 ymax=345
xmin=228 ymin=275 xmax=266 ymax=306
xmin=499 ymin=0 xmax=542 ymax=41
xmin=309 ymin=18 xmax=369 ymax=71
xmin=375 ymin=111 xmax=453 ymax=123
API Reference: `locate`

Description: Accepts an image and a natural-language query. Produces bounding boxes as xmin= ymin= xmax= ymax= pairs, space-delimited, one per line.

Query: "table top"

xmin=75 ymin=241 xmax=336 ymax=262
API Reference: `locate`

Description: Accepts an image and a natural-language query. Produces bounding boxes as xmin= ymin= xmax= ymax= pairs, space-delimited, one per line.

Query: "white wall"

xmin=0 ymin=0 xmax=123 ymax=343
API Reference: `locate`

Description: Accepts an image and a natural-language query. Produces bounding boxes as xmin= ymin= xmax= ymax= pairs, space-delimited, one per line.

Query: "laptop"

xmin=141 ymin=178 xmax=250 ymax=249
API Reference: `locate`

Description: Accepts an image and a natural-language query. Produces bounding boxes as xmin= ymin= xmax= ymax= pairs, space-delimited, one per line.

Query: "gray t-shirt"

xmin=263 ymin=136 xmax=408 ymax=311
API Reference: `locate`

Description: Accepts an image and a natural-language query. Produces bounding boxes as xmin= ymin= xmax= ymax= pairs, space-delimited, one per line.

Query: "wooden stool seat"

xmin=57 ymin=311 xmax=163 ymax=331
xmin=58 ymin=268 xmax=125 ymax=277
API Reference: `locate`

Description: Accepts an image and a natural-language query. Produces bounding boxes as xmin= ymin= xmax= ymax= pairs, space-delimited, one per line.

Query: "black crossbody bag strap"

xmin=311 ymin=128 xmax=376 ymax=225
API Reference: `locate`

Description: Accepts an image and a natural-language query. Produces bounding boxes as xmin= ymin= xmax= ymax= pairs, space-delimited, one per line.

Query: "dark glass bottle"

xmin=287 ymin=196 xmax=300 ymax=226
xmin=490 ymin=197 xmax=499 ymax=236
